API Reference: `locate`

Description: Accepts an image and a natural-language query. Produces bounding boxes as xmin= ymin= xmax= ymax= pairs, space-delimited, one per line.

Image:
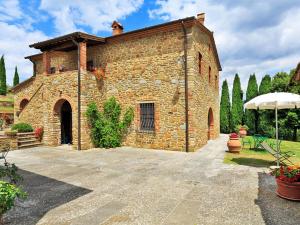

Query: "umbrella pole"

xmin=275 ymin=106 xmax=279 ymax=167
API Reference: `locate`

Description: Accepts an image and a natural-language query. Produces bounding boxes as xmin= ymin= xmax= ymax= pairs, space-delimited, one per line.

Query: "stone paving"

xmin=4 ymin=134 xmax=300 ymax=225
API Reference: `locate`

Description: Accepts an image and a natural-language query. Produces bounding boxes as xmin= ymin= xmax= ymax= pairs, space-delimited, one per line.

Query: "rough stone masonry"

xmin=12 ymin=14 xmax=221 ymax=151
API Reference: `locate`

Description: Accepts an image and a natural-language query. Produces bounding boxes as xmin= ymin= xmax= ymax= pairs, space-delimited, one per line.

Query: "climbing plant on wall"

xmin=86 ymin=97 xmax=134 ymax=148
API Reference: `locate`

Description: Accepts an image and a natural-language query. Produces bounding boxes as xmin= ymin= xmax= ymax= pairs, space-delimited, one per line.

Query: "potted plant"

xmin=34 ymin=127 xmax=44 ymax=141
xmin=236 ymin=125 xmax=248 ymax=138
xmin=4 ymin=129 xmax=17 ymax=137
xmin=271 ymin=165 xmax=300 ymax=201
xmin=227 ymin=133 xmax=241 ymax=153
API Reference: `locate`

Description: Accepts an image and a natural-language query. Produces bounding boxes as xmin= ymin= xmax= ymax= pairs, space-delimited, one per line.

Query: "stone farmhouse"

xmin=12 ymin=13 xmax=222 ymax=151
xmin=292 ymin=63 xmax=300 ymax=83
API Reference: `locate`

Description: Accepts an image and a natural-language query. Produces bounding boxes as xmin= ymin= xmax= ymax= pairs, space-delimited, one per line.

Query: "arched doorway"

xmin=60 ymin=101 xmax=72 ymax=144
xmin=53 ymin=99 xmax=73 ymax=145
xmin=208 ymin=108 xmax=214 ymax=140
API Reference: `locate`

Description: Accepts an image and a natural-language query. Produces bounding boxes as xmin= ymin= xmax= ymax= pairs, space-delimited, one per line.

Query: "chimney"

xmin=197 ymin=13 xmax=205 ymax=25
xmin=111 ymin=21 xmax=124 ymax=35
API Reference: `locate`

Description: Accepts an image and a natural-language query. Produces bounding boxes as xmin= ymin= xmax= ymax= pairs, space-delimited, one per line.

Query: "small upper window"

xmin=198 ymin=52 xmax=202 ymax=75
xmin=87 ymin=60 xmax=94 ymax=71
xmin=209 ymin=66 xmax=211 ymax=83
xmin=50 ymin=67 xmax=56 ymax=74
xmin=140 ymin=103 xmax=155 ymax=131
xmin=215 ymin=74 xmax=218 ymax=88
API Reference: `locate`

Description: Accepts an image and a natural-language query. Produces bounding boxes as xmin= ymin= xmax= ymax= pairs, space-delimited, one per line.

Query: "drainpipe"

xmin=181 ymin=21 xmax=189 ymax=153
xmin=71 ymin=39 xmax=81 ymax=151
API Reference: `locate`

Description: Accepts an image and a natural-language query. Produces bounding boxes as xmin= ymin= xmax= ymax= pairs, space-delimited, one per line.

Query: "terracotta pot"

xmin=276 ymin=178 xmax=300 ymax=201
xmin=227 ymin=137 xmax=241 ymax=153
xmin=239 ymin=128 xmax=247 ymax=138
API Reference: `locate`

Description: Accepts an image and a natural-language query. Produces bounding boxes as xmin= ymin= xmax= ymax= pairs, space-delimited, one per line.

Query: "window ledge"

xmin=137 ymin=130 xmax=156 ymax=134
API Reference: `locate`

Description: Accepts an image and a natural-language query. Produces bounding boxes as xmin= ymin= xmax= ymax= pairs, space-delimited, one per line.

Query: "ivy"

xmin=86 ymin=97 xmax=134 ymax=148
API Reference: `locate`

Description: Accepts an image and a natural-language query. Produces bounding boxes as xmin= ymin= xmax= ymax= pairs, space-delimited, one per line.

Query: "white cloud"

xmin=0 ymin=22 xmax=48 ymax=85
xmin=149 ymin=0 xmax=300 ymax=91
xmin=0 ymin=0 xmax=23 ymax=21
xmin=39 ymin=0 xmax=144 ymax=34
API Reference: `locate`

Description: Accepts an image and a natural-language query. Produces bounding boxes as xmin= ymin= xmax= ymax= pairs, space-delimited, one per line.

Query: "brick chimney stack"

xmin=111 ymin=21 xmax=124 ymax=35
xmin=197 ymin=13 xmax=205 ymax=25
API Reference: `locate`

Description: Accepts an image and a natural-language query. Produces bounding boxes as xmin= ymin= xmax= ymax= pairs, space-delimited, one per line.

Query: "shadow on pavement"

xmin=5 ymin=169 xmax=92 ymax=225
xmin=231 ymin=157 xmax=274 ymax=167
xmin=255 ymin=172 xmax=300 ymax=225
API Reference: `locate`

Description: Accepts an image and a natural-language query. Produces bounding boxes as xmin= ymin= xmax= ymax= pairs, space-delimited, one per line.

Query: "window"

xmin=140 ymin=103 xmax=155 ymax=131
xmin=87 ymin=60 xmax=94 ymax=71
xmin=198 ymin=52 xmax=202 ymax=75
xmin=215 ymin=75 xmax=218 ymax=88
xmin=50 ymin=67 xmax=56 ymax=74
xmin=209 ymin=66 xmax=211 ymax=83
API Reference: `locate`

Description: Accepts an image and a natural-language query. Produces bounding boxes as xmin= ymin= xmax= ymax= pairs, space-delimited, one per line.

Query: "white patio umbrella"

xmin=244 ymin=92 xmax=300 ymax=166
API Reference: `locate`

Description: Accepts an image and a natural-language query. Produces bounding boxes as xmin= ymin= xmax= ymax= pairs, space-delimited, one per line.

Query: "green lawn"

xmin=0 ymin=94 xmax=13 ymax=102
xmin=224 ymin=136 xmax=300 ymax=167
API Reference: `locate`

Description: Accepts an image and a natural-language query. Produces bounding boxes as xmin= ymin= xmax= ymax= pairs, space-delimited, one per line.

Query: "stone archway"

xmin=53 ymin=99 xmax=73 ymax=145
xmin=208 ymin=108 xmax=214 ymax=140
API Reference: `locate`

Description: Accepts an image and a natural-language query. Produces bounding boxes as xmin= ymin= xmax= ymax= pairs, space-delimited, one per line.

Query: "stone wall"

xmin=14 ymin=23 xmax=220 ymax=151
xmin=14 ymin=71 xmax=79 ymax=148
xmin=187 ymin=26 xmax=220 ymax=151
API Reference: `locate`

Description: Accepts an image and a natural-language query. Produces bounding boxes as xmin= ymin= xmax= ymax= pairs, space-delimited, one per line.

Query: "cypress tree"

xmin=257 ymin=75 xmax=273 ymax=136
xmin=220 ymin=80 xmax=231 ymax=133
xmin=0 ymin=55 xmax=7 ymax=95
xmin=231 ymin=74 xmax=243 ymax=132
xmin=13 ymin=66 xmax=20 ymax=87
xmin=259 ymin=74 xmax=272 ymax=95
xmin=245 ymin=74 xmax=258 ymax=135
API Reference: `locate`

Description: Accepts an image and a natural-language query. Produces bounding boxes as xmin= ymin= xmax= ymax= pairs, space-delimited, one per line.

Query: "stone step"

xmin=17 ymin=132 xmax=35 ymax=136
xmin=18 ymin=142 xmax=42 ymax=149
xmin=18 ymin=135 xmax=37 ymax=140
xmin=18 ymin=139 xmax=38 ymax=144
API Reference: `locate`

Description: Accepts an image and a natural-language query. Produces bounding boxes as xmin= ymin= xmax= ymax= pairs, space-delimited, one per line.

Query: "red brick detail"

xmin=79 ymin=42 xmax=87 ymax=70
xmin=43 ymin=51 xmax=50 ymax=75
xmin=135 ymin=104 xmax=140 ymax=129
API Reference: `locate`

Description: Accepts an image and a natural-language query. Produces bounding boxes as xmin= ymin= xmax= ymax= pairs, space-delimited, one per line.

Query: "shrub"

xmin=0 ymin=181 xmax=26 ymax=219
xmin=34 ymin=127 xmax=44 ymax=141
xmin=86 ymin=97 xmax=134 ymax=148
xmin=11 ymin=123 xmax=33 ymax=133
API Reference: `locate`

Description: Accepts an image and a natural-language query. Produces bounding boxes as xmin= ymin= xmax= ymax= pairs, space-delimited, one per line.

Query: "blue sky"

xmin=0 ymin=0 xmax=300 ymax=91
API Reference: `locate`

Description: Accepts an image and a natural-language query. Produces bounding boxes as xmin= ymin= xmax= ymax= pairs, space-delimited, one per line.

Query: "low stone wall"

xmin=0 ymin=135 xmax=18 ymax=150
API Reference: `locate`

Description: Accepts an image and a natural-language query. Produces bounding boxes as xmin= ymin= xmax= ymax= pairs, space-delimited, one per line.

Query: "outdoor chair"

xmin=242 ymin=137 xmax=252 ymax=149
xmin=261 ymin=141 xmax=294 ymax=166
xmin=0 ymin=143 xmax=10 ymax=165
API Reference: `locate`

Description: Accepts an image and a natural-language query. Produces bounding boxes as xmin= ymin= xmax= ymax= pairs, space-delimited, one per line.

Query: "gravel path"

xmin=4 ymin=134 xmax=300 ymax=225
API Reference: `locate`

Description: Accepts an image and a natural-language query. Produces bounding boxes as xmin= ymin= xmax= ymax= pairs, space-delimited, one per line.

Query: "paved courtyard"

xmin=5 ymin=135 xmax=300 ymax=225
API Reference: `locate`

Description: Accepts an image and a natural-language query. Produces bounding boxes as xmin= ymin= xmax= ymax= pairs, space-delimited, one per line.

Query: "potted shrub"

xmin=4 ymin=129 xmax=17 ymax=137
xmin=271 ymin=165 xmax=300 ymax=201
xmin=11 ymin=123 xmax=33 ymax=133
xmin=237 ymin=125 xmax=248 ymax=138
xmin=227 ymin=133 xmax=241 ymax=153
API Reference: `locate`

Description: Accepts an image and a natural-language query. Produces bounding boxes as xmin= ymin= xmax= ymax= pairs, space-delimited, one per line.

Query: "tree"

xmin=258 ymin=75 xmax=273 ymax=136
xmin=271 ymin=72 xmax=290 ymax=92
xmin=220 ymin=80 xmax=231 ymax=133
xmin=0 ymin=55 xmax=7 ymax=95
xmin=13 ymin=66 xmax=19 ymax=87
xmin=231 ymin=74 xmax=243 ymax=132
xmin=245 ymin=74 xmax=258 ymax=134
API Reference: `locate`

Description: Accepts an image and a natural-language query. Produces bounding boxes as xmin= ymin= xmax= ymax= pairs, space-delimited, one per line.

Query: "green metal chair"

xmin=242 ymin=137 xmax=252 ymax=149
